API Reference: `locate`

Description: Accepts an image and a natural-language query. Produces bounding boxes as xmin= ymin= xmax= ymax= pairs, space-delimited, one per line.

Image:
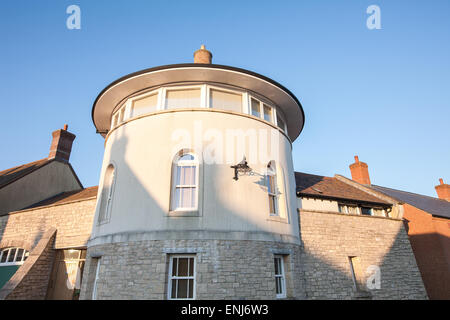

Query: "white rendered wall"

xmin=89 ymin=110 xmax=300 ymax=246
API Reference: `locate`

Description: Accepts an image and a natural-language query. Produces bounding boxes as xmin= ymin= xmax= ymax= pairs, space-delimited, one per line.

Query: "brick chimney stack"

xmin=193 ymin=44 xmax=212 ymax=64
xmin=48 ymin=124 xmax=76 ymax=162
xmin=435 ymin=178 xmax=450 ymax=201
xmin=349 ymin=155 xmax=371 ymax=185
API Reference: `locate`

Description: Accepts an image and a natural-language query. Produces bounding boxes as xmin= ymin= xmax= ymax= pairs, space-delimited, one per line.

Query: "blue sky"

xmin=0 ymin=0 xmax=448 ymax=197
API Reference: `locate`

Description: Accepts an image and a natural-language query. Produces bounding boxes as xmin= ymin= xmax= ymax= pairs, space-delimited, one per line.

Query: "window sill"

xmin=266 ymin=215 xmax=288 ymax=223
xmin=167 ymin=210 xmax=200 ymax=217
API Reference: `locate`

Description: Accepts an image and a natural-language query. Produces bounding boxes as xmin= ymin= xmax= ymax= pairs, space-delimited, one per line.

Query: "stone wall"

xmin=80 ymin=239 xmax=305 ymax=300
xmin=0 ymin=198 xmax=96 ymax=250
xmin=0 ymin=228 xmax=56 ymax=300
xmin=299 ymin=209 xmax=428 ymax=299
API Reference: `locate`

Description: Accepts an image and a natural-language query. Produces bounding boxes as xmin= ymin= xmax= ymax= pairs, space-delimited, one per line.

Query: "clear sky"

xmin=0 ymin=0 xmax=448 ymax=197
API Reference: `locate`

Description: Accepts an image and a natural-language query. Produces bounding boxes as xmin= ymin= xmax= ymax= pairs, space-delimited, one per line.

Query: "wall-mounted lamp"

xmin=230 ymin=156 xmax=252 ymax=181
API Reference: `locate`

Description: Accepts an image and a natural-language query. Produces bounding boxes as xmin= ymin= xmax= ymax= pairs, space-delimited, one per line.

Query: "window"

xmin=171 ymin=153 xmax=199 ymax=211
xmin=0 ymin=247 xmax=29 ymax=265
xmin=132 ymin=92 xmax=158 ymax=117
xmin=274 ymin=255 xmax=286 ymax=298
xmin=263 ymin=104 xmax=273 ymax=122
xmin=360 ymin=207 xmax=372 ymax=216
xmin=267 ymin=161 xmax=278 ymax=216
xmin=98 ymin=164 xmax=115 ymax=223
xmin=166 ymin=88 xmax=201 ymax=109
xmin=372 ymin=208 xmax=386 ymax=217
xmin=251 ymin=98 xmax=261 ymax=118
xmin=338 ymin=204 xmax=358 ymax=214
xmin=168 ymin=255 xmax=196 ymax=300
xmin=348 ymin=256 xmax=364 ymax=291
xmin=276 ymin=111 xmax=286 ymax=131
xmin=92 ymin=258 xmax=101 ymax=300
xmin=209 ymin=89 xmax=242 ymax=112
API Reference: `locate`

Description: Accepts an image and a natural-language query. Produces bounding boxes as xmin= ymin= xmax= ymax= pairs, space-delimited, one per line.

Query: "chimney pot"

xmin=48 ymin=125 xmax=76 ymax=162
xmin=439 ymin=178 xmax=444 ymax=185
xmin=194 ymin=45 xmax=212 ymax=64
xmin=349 ymin=155 xmax=371 ymax=185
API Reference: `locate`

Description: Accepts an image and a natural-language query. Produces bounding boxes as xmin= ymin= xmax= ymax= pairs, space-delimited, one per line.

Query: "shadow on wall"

xmin=298 ymin=211 xmax=429 ymax=300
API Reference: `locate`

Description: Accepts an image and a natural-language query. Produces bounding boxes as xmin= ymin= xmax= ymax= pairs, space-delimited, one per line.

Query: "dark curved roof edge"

xmin=91 ymin=63 xmax=305 ymax=135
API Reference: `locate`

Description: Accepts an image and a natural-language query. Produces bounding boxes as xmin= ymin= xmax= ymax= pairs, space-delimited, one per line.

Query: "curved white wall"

xmin=90 ymin=110 xmax=299 ymax=245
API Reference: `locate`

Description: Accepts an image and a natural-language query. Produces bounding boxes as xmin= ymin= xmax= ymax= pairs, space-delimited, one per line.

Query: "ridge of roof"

xmin=295 ymin=171 xmax=391 ymax=205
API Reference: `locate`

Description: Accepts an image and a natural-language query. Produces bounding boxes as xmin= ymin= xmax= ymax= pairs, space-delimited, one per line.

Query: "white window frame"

xmin=129 ymin=89 xmax=161 ymax=118
xmin=167 ymin=255 xmax=196 ymax=300
xmin=0 ymin=247 xmax=29 ymax=266
xmin=274 ymin=255 xmax=286 ymax=298
xmin=171 ymin=152 xmax=199 ymax=212
xmin=98 ymin=164 xmax=116 ymax=224
xmin=92 ymin=258 xmax=101 ymax=300
xmin=267 ymin=161 xmax=279 ymax=216
xmin=206 ymin=84 xmax=245 ymax=112
xmin=162 ymin=85 xmax=204 ymax=110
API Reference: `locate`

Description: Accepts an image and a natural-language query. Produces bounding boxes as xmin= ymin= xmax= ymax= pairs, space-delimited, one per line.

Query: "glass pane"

xmin=269 ymin=195 xmax=276 ymax=214
xmin=275 ymin=277 xmax=282 ymax=294
xmin=210 ymin=89 xmax=242 ymax=112
xmin=0 ymin=250 xmax=8 ymax=263
xmin=251 ymin=99 xmax=260 ymax=117
xmin=176 ymin=187 xmax=196 ymax=209
xmin=348 ymin=206 xmax=357 ymax=214
xmin=277 ymin=112 xmax=286 ymax=131
xmin=132 ymin=93 xmax=158 ymax=117
xmin=119 ymin=108 xmax=125 ymax=123
xmin=179 ymin=154 xmax=194 ymax=161
xmin=267 ymin=175 xmax=276 ymax=194
xmin=63 ymin=249 xmax=80 ymax=260
xmin=23 ymin=251 xmax=29 ymax=261
xmin=178 ymin=258 xmax=189 ymax=276
xmin=171 ymin=279 xmax=177 ymax=298
xmin=112 ymin=114 xmax=118 ymax=127
xmin=177 ymin=279 xmax=188 ymax=299
xmin=15 ymin=249 xmax=24 ymax=262
xmin=361 ymin=207 xmax=372 ymax=215
xmin=179 ymin=166 xmax=196 ymax=185
xmin=189 ymin=258 xmax=194 ymax=277
xmin=172 ymin=258 xmax=178 ymax=276
xmin=188 ymin=279 xmax=194 ymax=298
xmin=166 ymin=89 xmax=201 ymax=109
xmin=274 ymin=258 xmax=280 ymax=275
xmin=263 ymin=104 xmax=272 ymax=122
xmin=7 ymin=248 xmax=16 ymax=262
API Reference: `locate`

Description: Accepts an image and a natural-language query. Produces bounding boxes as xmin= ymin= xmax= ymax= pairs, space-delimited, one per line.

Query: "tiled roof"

xmin=295 ymin=172 xmax=390 ymax=205
xmin=24 ymin=186 xmax=99 ymax=210
xmin=369 ymin=185 xmax=450 ymax=219
xmin=0 ymin=158 xmax=52 ymax=189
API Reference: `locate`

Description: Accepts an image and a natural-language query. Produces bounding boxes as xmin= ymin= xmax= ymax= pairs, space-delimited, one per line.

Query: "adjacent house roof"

xmin=0 ymin=158 xmax=52 ymax=189
xmin=23 ymin=186 xmax=99 ymax=210
xmin=295 ymin=172 xmax=391 ymax=206
xmin=369 ymin=185 xmax=450 ymax=219
xmin=0 ymin=158 xmax=83 ymax=190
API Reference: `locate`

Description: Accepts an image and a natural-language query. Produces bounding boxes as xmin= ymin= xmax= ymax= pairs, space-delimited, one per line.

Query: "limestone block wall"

xmin=80 ymin=239 xmax=305 ymax=300
xmin=0 ymin=229 xmax=56 ymax=300
xmin=0 ymin=198 xmax=96 ymax=250
xmin=299 ymin=210 xmax=428 ymax=300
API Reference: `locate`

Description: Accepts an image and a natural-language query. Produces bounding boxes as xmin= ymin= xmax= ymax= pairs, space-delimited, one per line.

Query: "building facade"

xmin=0 ymin=46 xmax=443 ymax=300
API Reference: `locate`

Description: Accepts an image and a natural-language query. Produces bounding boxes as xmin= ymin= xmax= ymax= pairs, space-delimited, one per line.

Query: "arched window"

xmin=98 ymin=164 xmax=115 ymax=223
xmin=171 ymin=152 xmax=199 ymax=211
xmin=267 ymin=161 xmax=279 ymax=216
xmin=0 ymin=247 xmax=29 ymax=265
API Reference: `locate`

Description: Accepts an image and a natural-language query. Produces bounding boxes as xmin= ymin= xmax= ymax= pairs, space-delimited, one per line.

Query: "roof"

xmin=24 ymin=186 xmax=99 ymax=210
xmin=0 ymin=158 xmax=52 ymax=189
xmin=92 ymin=63 xmax=305 ymax=141
xmin=295 ymin=172 xmax=391 ymax=206
xmin=369 ymin=185 xmax=450 ymax=219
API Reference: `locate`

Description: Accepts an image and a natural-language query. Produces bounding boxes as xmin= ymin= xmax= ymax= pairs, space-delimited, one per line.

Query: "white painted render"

xmin=89 ymin=110 xmax=300 ymax=246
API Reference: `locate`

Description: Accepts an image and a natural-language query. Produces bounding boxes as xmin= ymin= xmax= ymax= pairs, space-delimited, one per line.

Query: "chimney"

xmin=349 ymin=155 xmax=371 ymax=185
xmin=193 ymin=44 xmax=212 ymax=64
xmin=435 ymin=178 xmax=450 ymax=201
xmin=48 ymin=124 xmax=76 ymax=162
